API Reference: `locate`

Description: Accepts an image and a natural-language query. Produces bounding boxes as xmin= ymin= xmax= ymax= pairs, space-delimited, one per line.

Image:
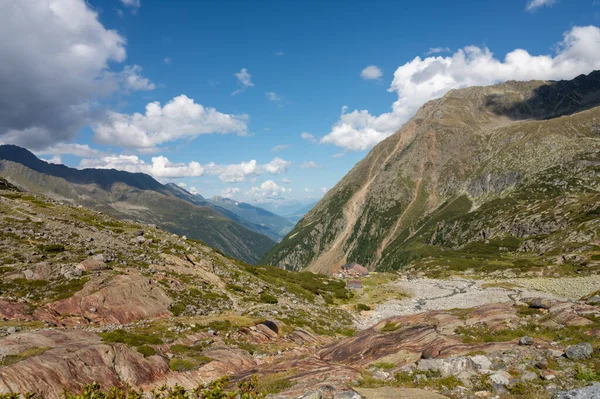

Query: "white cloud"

xmin=300 ymin=161 xmax=320 ymax=169
xmin=300 ymin=132 xmax=317 ymax=143
xmin=41 ymin=156 xmax=62 ymax=164
xmin=164 ymin=57 xmax=172 ymax=65
xmin=281 ymin=177 xmax=291 ymax=184
xmin=361 ymin=65 xmax=383 ymax=80
xmin=321 ymin=25 xmax=600 ymax=151
xmin=321 ymin=187 xmax=328 ymax=193
xmin=274 ymin=51 xmax=285 ymax=56
xmin=304 ymin=188 xmax=314 ymax=193
xmin=121 ymin=65 xmax=155 ymax=91
xmin=79 ymin=155 xmax=204 ymax=179
xmin=189 ymin=186 xmax=200 ymax=195
xmin=250 ymin=180 xmax=292 ymax=198
xmin=271 ymin=144 xmax=290 ymax=152
xmin=265 ymin=92 xmax=283 ymax=102
xmin=332 ymin=152 xmax=345 ymax=158
xmin=205 ymin=160 xmax=258 ymax=183
xmin=93 ymin=95 xmax=248 ymax=149
xmin=120 ymin=0 xmax=141 ymax=10
xmin=526 ymin=0 xmax=556 ymax=11
xmin=0 ymin=0 xmax=153 ymax=150
xmin=36 ymin=143 xmax=106 ymax=158
xmin=232 ymin=68 xmax=254 ymax=95
xmin=263 ymin=157 xmax=292 ymax=174
xmin=426 ymin=47 xmax=451 ymax=55
xmin=221 ymin=187 xmax=240 ymax=197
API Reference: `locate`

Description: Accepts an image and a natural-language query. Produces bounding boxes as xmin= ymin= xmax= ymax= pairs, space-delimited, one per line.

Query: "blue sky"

xmin=1 ymin=0 xmax=599 ymax=212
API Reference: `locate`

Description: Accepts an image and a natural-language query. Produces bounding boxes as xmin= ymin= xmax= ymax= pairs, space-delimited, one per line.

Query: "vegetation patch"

xmin=99 ymin=329 xmax=163 ymax=346
xmin=0 ymin=346 xmax=51 ymax=367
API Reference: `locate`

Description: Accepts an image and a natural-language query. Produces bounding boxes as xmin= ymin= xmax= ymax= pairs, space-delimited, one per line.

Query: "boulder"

xmin=519 ymin=336 xmax=534 ymax=346
xmin=552 ymin=382 xmax=600 ymax=399
xmin=586 ymin=296 xmax=600 ymax=306
xmin=417 ymin=356 xmax=476 ymax=377
xmin=530 ymin=298 xmax=552 ymax=309
xmin=565 ymin=343 xmax=593 ymax=360
xmin=76 ymin=259 xmax=107 ymax=272
xmin=488 ymin=371 xmax=511 ymax=386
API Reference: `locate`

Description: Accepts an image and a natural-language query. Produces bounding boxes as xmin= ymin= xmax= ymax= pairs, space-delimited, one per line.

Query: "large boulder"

xmin=417 ymin=356 xmax=476 ymax=377
xmin=552 ymin=382 xmax=600 ymax=399
xmin=565 ymin=343 xmax=594 ymax=360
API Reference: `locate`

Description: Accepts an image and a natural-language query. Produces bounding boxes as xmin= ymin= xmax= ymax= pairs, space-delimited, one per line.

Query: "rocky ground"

xmin=2 ymin=185 xmax=600 ymax=399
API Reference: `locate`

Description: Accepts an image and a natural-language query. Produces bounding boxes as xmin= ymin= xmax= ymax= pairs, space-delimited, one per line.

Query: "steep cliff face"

xmin=261 ymin=71 xmax=600 ymax=274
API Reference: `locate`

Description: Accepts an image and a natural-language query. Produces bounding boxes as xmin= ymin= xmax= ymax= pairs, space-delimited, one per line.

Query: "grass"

xmin=169 ymin=355 xmax=211 ymax=371
xmin=256 ymin=371 xmax=296 ymax=394
xmin=99 ymin=329 xmax=163 ymax=346
xmin=380 ymin=322 xmax=401 ymax=332
xmin=38 ymin=244 xmax=65 ymax=253
xmin=136 ymin=345 xmax=156 ymax=357
xmin=0 ymin=347 xmax=51 ymax=367
xmin=356 ymin=303 xmax=371 ymax=312
xmin=371 ymin=362 xmax=396 ymax=370
xmin=259 ymin=292 xmax=278 ymax=304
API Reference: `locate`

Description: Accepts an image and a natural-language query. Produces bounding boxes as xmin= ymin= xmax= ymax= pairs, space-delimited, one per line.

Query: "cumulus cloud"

xmin=263 ymin=157 xmax=292 ymax=174
xmin=0 ymin=0 xmax=155 ymax=150
xmin=250 ymin=180 xmax=292 ymax=198
xmin=321 ymin=25 xmax=600 ymax=151
xmin=221 ymin=187 xmax=240 ymax=197
xmin=304 ymin=188 xmax=314 ymax=193
xmin=92 ymin=95 xmax=248 ymax=149
xmin=426 ymin=47 xmax=451 ymax=55
xmin=121 ymin=65 xmax=155 ymax=91
xmin=300 ymin=161 xmax=320 ymax=169
xmin=36 ymin=143 xmax=107 ymax=158
xmin=526 ymin=0 xmax=556 ymax=11
xmin=41 ymin=156 xmax=62 ymax=164
xmin=120 ymin=0 xmax=141 ymax=9
xmin=361 ymin=65 xmax=383 ymax=80
xmin=271 ymin=144 xmax=290 ymax=152
xmin=79 ymin=155 xmax=204 ymax=179
xmin=281 ymin=177 xmax=291 ymax=184
xmin=232 ymin=68 xmax=254 ymax=95
xmin=265 ymin=92 xmax=283 ymax=102
xmin=300 ymin=132 xmax=317 ymax=143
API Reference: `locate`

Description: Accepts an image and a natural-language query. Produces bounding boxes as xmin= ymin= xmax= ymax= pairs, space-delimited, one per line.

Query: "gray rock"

xmin=521 ymin=371 xmax=538 ymax=381
xmin=418 ymin=356 xmax=476 ymax=377
xmin=552 ymin=382 xmax=600 ymax=399
xmin=333 ymin=391 xmax=363 ymax=399
xmin=565 ymin=342 xmax=594 ymax=360
xmin=469 ymin=355 xmax=492 ymax=372
xmin=530 ymin=298 xmax=552 ymax=309
xmin=519 ymin=336 xmax=534 ymax=346
xmin=587 ymin=296 xmax=600 ymax=306
xmin=6 ymin=326 xmax=16 ymax=334
xmin=489 ymin=371 xmax=511 ymax=386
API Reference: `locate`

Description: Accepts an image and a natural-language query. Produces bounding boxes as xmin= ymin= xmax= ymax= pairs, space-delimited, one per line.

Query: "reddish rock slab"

xmin=0 ymin=330 xmax=169 ymax=399
xmin=0 ymin=299 xmax=34 ymax=321
xmin=43 ymin=274 xmax=173 ymax=325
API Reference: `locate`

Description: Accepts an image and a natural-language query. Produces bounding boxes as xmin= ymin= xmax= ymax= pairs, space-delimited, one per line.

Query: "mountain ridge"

xmin=261 ymin=71 xmax=600 ymax=274
xmin=0 ymin=146 xmax=274 ymax=264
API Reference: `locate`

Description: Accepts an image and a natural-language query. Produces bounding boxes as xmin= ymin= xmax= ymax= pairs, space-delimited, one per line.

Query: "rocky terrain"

xmin=262 ymin=71 xmax=600 ymax=277
xmin=2 ymin=182 xmax=600 ymax=398
xmin=0 ymin=145 xmax=274 ymax=264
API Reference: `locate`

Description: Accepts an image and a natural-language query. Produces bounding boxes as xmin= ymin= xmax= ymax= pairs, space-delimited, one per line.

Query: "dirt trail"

xmin=355 ymin=277 xmax=598 ymax=329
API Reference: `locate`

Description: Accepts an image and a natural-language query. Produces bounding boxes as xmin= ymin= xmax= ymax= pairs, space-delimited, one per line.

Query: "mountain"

xmin=261 ymin=71 xmax=600 ymax=274
xmin=283 ymin=201 xmax=319 ymax=223
xmin=0 ymin=145 xmax=274 ymax=264
xmin=208 ymin=196 xmax=294 ymax=241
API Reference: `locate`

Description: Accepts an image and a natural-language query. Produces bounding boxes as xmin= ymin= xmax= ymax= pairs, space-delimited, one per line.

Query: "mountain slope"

xmin=283 ymin=201 xmax=318 ymax=223
xmin=208 ymin=196 xmax=294 ymax=241
xmin=261 ymin=71 xmax=600 ymax=274
xmin=0 ymin=146 xmax=274 ymax=264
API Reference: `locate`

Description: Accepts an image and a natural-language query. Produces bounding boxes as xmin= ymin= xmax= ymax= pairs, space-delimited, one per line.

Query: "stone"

xmin=469 ymin=355 xmax=492 ymax=373
xmin=565 ymin=342 xmax=594 ymax=360
xmin=587 ymin=296 xmax=600 ymax=306
xmin=541 ymin=370 xmax=557 ymax=381
xmin=6 ymin=326 xmax=16 ymax=334
xmin=333 ymin=391 xmax=363 ymax=399
xmin=521 ymin=371 xmax=538 ymax=381
xmin=76 ymin=259 xmax=106 ymax=272
xmin=372 ymin=370 xmax=391 ymax=381
xmin=417 ymin=357 xmax=476 ymax=377
xmin=530 ymin=298 xmax=552 ymax=309
xmin=548 ymin=349 xmax=564 ymax=358
xmin=552 ymin=382 xmax=600 ymax=399
xmin=488 ymin=371 xmax=511 ymax=386
xmin=519 ymin=336 xmax=534 ymax=346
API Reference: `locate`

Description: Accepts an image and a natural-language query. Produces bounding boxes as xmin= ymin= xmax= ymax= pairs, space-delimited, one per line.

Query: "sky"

xmin=1 ymin=0 xmax=600 ymax=212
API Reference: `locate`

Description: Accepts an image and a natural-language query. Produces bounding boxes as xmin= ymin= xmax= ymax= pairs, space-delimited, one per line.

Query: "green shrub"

xmin=170 ymin=302 xmax=186 ymax=316
xmin=380 ymin=322 xmax=400 ymax=332
xmin=356 ymin=303 xmax=371 ymax=312
xmin=136 ymin=345 xmax=156 ymax=357
xmin=39 ymin=244 xmax=65 ymax=253
xmin=259 ymin=292 xmax=278 ymax=304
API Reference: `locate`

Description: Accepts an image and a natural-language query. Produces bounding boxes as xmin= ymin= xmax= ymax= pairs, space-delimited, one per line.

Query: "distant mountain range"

xmin=208 ymin=196 xmax=294 ymax=241
xmin=0 ymin=145 xmax=274 ymax=264
xmin=282 ymin=202 xmax=319 ymax=223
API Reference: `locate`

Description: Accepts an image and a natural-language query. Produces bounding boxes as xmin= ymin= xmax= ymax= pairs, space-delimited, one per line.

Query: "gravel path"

xmin=355 ymin=276 xmax=597 ymax=329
